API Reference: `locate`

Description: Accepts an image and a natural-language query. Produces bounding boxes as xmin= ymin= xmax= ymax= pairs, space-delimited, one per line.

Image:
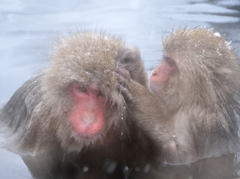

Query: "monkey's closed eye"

xmin=77 ymin=86 xmax=88 ymax=94
xmin=166 ymin=58 xmax=175 ymax=67
xmin=98 ymin=91 xmax=105 ymax=97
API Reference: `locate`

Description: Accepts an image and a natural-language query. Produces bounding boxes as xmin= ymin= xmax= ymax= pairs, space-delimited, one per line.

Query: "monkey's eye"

xmin=77 ymin=86 xmax=88 ymax=94
xmin=166 ymin=58 xmax=175 ymax=67
xmin=98 ymin=91 xmax=105 ymax=97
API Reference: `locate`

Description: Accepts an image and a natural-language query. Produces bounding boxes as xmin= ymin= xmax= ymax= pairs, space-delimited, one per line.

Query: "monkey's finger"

xmin=116 ymin=73 xmax=129 ymax=89
xmin=117 ymin=84 xmax=133 ymax=101
xmin=116 ymin=66 xmax=131 ymax=80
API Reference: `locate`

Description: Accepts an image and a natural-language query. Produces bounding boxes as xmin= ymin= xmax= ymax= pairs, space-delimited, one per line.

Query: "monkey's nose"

xmin=151 ymin=70 xmax=157 ymax=76
xmin=82 ymin=118 xmax=95 ymax=127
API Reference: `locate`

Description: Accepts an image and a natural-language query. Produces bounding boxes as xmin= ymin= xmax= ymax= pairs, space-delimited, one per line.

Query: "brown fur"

xmin=160 ymin=28 xmax=240 ymax=162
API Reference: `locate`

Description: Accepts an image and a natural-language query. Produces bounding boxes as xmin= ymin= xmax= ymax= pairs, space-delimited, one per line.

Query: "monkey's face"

xmin=41 ymin=33 xmax=129 ymax=152
xmin=150 ymin=53 xmax=177 ymax=94
xmin=70 ymin=83 xmax=110 ymax=140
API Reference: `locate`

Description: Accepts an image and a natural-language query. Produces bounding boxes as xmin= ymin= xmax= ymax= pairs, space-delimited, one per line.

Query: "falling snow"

xmin=85 ymin=52 xmax=91 ymax=56
xmin=214 ymin=32 xmax=221 ymax=37
xmin=83 ymin=166 xmax=89 ymax=172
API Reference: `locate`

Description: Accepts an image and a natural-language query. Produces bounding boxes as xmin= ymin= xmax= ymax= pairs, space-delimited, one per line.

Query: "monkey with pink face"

xmin=118 ymin=27 xmax=240 ymax=179
xmin=0 ymin=31 xmax=154 ymax=179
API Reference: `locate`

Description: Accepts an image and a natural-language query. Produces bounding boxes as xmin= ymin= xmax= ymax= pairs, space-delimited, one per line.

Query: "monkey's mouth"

xmin=72 ymin=117 xmax=104 ymax=136
xmin=71 ymin=119 xmax=104 ymax=141
xmin=149 ymin=81 xmax=161 ymax=93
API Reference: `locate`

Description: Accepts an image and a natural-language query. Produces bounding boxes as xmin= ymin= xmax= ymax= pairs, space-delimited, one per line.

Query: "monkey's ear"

xmin=212 ymin=68 xmax=233 ymax=87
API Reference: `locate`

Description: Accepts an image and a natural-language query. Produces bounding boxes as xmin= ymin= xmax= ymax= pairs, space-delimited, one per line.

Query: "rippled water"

xmin=0 ymin=0 xmax=239 ymax=178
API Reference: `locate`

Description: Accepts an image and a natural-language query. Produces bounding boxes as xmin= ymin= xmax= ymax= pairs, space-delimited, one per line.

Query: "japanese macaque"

xmin=0 ymin=31 xmax=153 ymax=179
xmin=118 ymin=27 xmax=240 ymax=178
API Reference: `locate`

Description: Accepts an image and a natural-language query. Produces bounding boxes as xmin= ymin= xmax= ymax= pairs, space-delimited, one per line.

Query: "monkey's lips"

xmin=149 ymin=81 xmax=161 ymax=93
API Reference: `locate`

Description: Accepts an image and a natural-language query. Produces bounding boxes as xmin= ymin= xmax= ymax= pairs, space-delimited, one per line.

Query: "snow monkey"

xmin=0 ymin=31 xmax=154 ymax=179
xmin=117 ymin=27 xmax=240 ymax=179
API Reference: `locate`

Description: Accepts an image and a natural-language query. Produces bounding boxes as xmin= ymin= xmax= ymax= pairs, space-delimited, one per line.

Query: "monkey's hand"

xmin=116 ymin=64 xmax=156 ymax=105
xmin=117 ymin=48 xmax=148 ymax=87
xmin=116 ymin=65 xmax=134 ymax=101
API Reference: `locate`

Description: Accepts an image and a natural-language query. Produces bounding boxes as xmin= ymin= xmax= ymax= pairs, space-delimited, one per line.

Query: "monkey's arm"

xmin=117 ymin=66 xmax=240 ymax=164
xmin=117 ymin=66 xmax=200 ymax=164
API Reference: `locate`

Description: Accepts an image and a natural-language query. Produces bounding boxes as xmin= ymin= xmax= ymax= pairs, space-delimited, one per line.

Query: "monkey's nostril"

xmin=151 ymin=71 xmax=157 ymax=76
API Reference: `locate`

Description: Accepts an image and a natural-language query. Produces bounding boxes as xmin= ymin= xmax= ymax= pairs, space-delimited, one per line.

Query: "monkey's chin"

xmin=76 ymin=133 xmax=101 ymax=142
xmin=149 ymin=81 xmax=161 ymax=94
xmin=72 ymin=130 xmax=103 ymax=144
xmin=65 ymin=132 xmax=103 ymax=152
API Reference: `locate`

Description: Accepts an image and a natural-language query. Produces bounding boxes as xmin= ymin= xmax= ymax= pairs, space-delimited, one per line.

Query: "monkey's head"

xmin=40 ymin=32 xmax=129 ymax=152
xmin=150 ymin=27 xmax=239 ymax=111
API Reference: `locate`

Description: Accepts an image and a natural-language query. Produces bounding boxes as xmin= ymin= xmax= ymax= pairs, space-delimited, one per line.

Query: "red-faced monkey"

xmin=0 ymin=31 xmax=153 ymax=179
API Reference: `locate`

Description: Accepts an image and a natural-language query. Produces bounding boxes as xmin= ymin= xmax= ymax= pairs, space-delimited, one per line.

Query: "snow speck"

xmin=214 ymin=32 xmax=221 ymax=37
xmin=106 ymin=161 xmax=117 ymax=174
xmin=155 ymin=124 xmax=160 ymax=131
xmin=225 ymin=41 xmax=232 ymax=50
xmin=216 ymin=48 xmax=222 ymax=56
xmin=143 ymin=163 xmax=151 ymax=173
xmin=121 ymin=113 xmax=124 ymax=120
xmin=83 ymin=166 xmax=89 ymax=172
xmin=85 ymin=52 xmax=91 ymax=56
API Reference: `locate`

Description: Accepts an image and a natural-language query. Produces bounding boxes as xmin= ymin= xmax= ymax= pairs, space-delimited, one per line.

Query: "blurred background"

xmin=0 ymin=0 xmax=239 ymax=178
